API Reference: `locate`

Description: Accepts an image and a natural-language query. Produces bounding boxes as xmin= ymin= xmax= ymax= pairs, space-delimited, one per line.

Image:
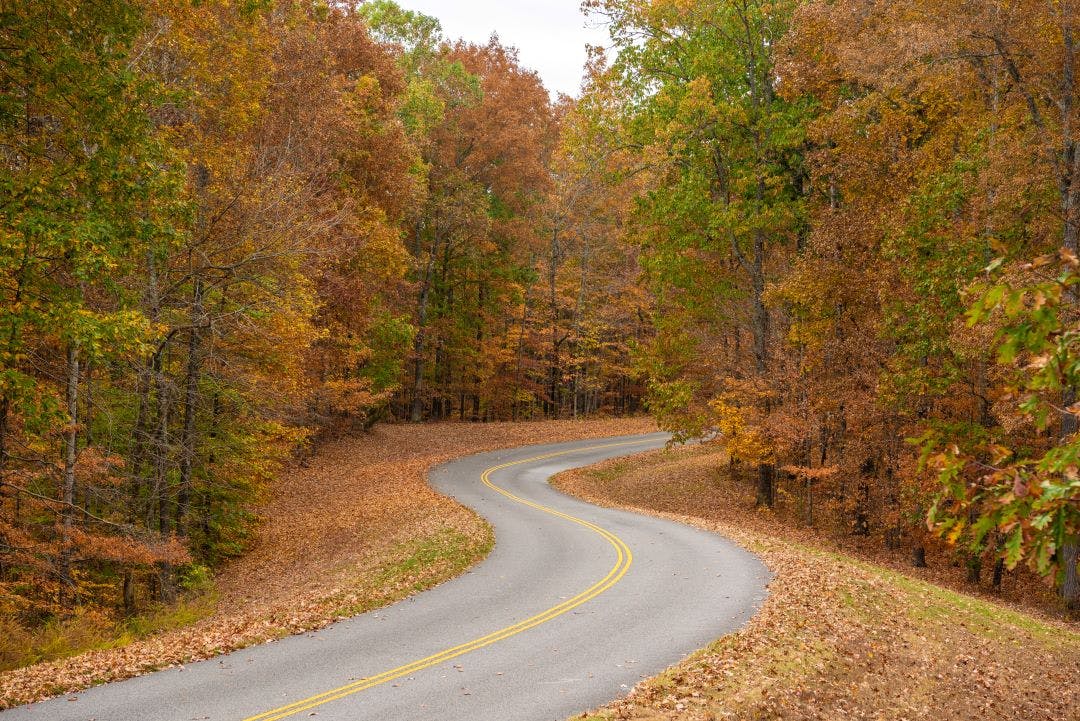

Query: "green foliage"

xmin=926 ymin=253 xmax=1080 ymax=577
xmin=362 ymin=0 xmax=481 ymax=140
xmin=178 ymin=564 xmax=213 ymax=594
xmin=359 ymin=0 xmax=443 ymax=54
xmin=594 ymin=0 xmax=810 ymax=441
xmin=0 ymin=0 xmax=185 ymax=386
xmin=363 ymin=312 xmax=416 ymax=392
xmin=881 ymin=152 xmax=987 ymax=404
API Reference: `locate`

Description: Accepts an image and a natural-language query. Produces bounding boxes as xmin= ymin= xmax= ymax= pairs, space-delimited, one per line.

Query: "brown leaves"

xmin=555 ymin=444 xmax=1080 ymax=721
xmin=66 ymin=529 xmax=191 ymax=567
xmin=0 ymin=417 xmax=655 ymax=708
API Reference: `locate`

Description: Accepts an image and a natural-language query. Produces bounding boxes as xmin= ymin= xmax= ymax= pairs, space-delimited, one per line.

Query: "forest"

xmin=2 ymin=0 xmax=1079 ymax=666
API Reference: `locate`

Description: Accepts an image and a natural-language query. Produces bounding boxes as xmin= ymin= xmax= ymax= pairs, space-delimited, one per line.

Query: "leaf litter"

xmin=0 ymin=418 xmax=655 ymax=709
xmin=554 ymin=443 xmax=1080 ymax=721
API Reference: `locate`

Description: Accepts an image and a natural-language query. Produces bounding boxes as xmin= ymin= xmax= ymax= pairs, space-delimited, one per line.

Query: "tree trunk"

xmin=1055 ymin=17 xmax=1080 ymax=610
xmin=548 ymin=227 xmax=561 ymax=420
xmin=912 ymin=545 xmax=927 ymax=568
xmin=472 ymin=282 xmax=484 ymax=421
xmin=177 ymin=278 xmax=203 ymax=538
xmin=1061 ymin=538 xmax=1080 ymax=609
xmin=411 ymin=227 xmax=438 ymax=422
xmin=152 ymin=342 xmax=174 ymax=604
xmin=0 ymin=394 xmax=8 ymax=481
xmin=992 ymin=557 xmax=1006 ymax=591
xmin=83 ymin=361 xmax=94 ymax=448
xmin=122 ymin=569 xmax=136 ymax=616
xmin=755 ymin=463 xmax=775 ymax=508
xmin=511 ymin=262 xmax=534 ymax=421
xmin=967 ymin=554 xmax=983 ymax=585
xmin=59 ymin=343 xmax=79 ymax=606
xmin=750 ymin=174 xmax=774 ymax=508
xmin=1061 ymin=373 xmax=1078 ymax=607
xmin=854 ymin=477 xmax=871 ymax=536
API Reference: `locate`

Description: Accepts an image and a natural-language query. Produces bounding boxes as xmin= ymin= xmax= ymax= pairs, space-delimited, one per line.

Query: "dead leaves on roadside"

xmin=0 ymin=417 xmax=656 ymax=709
xmin=556 ymin=445 xmax=1080 ymax=721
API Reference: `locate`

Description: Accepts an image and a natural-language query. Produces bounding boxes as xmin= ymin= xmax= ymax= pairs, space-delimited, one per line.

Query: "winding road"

xmin=5 ymin=433 xmax=770 ymax=721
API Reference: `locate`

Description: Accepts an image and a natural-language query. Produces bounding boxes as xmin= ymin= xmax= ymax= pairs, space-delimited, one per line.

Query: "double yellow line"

xmin=243 ymin=439 xmax=647 ymax=721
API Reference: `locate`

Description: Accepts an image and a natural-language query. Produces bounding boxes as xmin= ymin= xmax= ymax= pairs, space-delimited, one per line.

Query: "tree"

xmin=587 ymin=0 xmax=810 ymax=505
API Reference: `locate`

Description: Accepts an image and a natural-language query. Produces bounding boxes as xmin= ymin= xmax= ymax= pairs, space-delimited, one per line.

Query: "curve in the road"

xmin=245 ymin=440 xmax=644 ymax=721
xmin=2 ymin=433 xmax=770 ymax=721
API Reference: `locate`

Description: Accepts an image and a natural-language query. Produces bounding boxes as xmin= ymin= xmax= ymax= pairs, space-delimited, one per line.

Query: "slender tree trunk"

xmin=0 ymin=248 xmax=26 ymax=507
xmin=152 ymin=342 xmax=174 ymax=603
xmin=122 ymin=569 xmax=136 ymax=616
xmin=751 ymin=178 xmax=774 ymax=507
xmin=59 ymin=343 xmax=79 ymax=606
xmin=83 ymin=361 xmax=93 ymax=448
xmin=966 ymin=507 xmax=982 ymax=584
xmin=177 ymin=278 xmax=203 ymax=537
xmin=472 ymin=282 xmax=484 ymax=421
xmin=511 ymin=270 xmax=533 ymax=421
xmin=548 ymin=227 xmax=561 ymax=419
xmin=912 ymin=545 xmax=927 ymax=568
xmin=1061 ymin=365 xmax=1079 ymax=605
xmin=756 ymin=463 xmax=775 ymax=508
xmin=572 ymin=240 xmax=591 ymax=419
xmin=0 ymin=394 xmax=8 ymax=482
xmin=1049 ymin=17 xmax=1080 ymax=609
xmin=153 ymin=360 xmax=171 ymax=533
xmin=992 ymin=557 xmax=1006 ymax=591
xmin=129 ymin=360 xmax=152 ymax=519
xmin=411 ymin=226 xmax=438 ymax=422
xmin=1060 ymin=541 xmax=1080 ymax=608
xmin=79 ymin=362 xmax=93 ymax=515
xmin=967 ymin=555 xmax=983 ymax=585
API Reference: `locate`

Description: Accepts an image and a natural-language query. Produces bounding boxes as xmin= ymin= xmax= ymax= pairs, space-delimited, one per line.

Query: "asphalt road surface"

xmin=5 ymin=433 xmax=770 ymax=721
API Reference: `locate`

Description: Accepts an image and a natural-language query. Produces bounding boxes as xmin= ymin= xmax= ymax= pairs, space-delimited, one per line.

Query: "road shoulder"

xmin=552 ymin=443 xmax=1080 ymax=721
xmin=0 ymin=418 xmax=656 ymax=709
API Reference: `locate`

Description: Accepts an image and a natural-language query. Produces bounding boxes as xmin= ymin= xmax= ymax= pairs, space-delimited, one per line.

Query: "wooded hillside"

xmin=0 ymin=0 xmax=646 ymax=648
xmin=578 ymin=0 xmax=1080 ymax=609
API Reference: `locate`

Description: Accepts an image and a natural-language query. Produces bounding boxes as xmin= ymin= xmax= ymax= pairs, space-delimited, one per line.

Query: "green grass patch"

xmin=0 ymin=592 xmax=217 ymax=674
xmin=331 ymin=518 xmax=495 ymax=619
xmin=887 ymin=570 xmax=1076 ymax=648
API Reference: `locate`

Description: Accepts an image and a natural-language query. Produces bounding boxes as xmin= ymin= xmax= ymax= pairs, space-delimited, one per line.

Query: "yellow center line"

xmin=241 ymin=439 xmax=650 ymax=721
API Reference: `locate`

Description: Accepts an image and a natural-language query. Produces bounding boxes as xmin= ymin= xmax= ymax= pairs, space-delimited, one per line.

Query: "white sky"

xmin=399 ymin=1 xmax=609 ymax=98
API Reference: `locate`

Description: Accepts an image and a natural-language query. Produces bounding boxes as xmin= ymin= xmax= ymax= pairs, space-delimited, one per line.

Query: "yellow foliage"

xmin=709 ymin=394 xmax=773 ymax=465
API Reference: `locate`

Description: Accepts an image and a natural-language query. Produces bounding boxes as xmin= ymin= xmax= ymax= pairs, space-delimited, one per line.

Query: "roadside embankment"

xmin=0 ymin=417 xmax=655 ymax=708
xmin=554 ymin=443 xmax=1080 ymax=721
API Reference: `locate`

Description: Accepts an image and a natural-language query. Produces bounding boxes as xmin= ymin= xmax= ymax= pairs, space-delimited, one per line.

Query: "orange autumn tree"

xmin=548 ymin=68 xmax=652 ymax=419
xmin=779 ymin=0 xmax=1080 ymax=599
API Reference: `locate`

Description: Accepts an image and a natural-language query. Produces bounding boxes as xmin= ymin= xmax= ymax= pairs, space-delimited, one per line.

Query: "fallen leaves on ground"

xmin=553 ymin=443 xmax=1080 ymax=721
xmin=0 ymin=417 xmax=656 ymax=709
